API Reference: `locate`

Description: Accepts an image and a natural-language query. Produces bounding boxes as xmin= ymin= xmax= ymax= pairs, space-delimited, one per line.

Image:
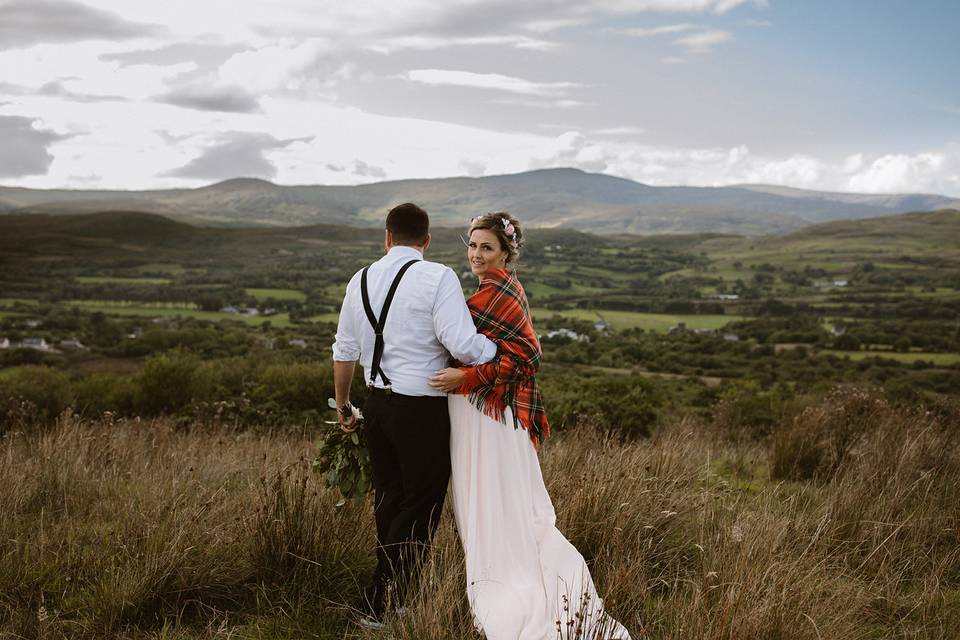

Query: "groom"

xmin=331 ymin=202 xmax=496 ymax=627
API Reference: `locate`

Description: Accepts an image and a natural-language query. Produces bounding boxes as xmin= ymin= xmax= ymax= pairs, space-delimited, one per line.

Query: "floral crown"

xmin=470 ymin=213 xmax=520 ymax=250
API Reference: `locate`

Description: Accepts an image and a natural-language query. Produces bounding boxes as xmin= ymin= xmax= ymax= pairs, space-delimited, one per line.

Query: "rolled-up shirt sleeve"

xmin=331 ymin=276 xmax=361 ymax=362
xmin=433 ymin=269 xmax=496 ymax=366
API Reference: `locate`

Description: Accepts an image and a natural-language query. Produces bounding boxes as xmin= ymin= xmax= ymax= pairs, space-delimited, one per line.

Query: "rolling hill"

xmin=2 ymin=168 xmax=957 ymax=235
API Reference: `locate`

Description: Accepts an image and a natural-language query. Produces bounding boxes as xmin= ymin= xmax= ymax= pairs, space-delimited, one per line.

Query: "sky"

xmin=1 ymin=0 xmax=958 ymax=196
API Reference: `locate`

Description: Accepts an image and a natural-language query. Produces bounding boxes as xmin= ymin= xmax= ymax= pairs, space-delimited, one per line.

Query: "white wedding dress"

xmin=448 ymin=394 xmax=632 ymax=640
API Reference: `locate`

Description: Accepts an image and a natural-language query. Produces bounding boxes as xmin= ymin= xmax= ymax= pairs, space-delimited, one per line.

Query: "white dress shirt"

xmin=332 ymin=245 xmax=497 ymax=397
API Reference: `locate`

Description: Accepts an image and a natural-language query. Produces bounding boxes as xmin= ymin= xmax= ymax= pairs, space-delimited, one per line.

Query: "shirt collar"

xmin=387 ymin=245 xmax=424 ymax=260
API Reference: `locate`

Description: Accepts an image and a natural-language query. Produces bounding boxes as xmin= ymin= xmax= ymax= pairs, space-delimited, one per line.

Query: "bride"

xmin=429 ymin=212 xmax=632 ymax=640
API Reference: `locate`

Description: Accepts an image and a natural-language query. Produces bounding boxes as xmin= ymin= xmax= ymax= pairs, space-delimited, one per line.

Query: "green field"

xmin=0 ymin=298 xmax=39 ymax=307
xmin=818 ymin=350 xmax=960 ymax=365
xmin=65 ymin=301 xmax=292 ymax=327
xmin=530 ymin=308 xmax=744 ymax=332
xmin=245 ymin=288 xmax=307 ymax=302
xmin=76 ymin=276 xmax=172 ymax=285
xmin=307 ymin=312 xmax=341 ymax=324
xmin=69 ymin=300 xmax=199 ymax=310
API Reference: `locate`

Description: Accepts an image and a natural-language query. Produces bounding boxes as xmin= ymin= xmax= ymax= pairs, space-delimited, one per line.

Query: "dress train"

xmin=448 ymin=394 xmax=632 ymax=640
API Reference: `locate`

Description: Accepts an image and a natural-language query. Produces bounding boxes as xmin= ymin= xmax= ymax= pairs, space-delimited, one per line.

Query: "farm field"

xmin=245 ymin=287 xmax=307 ymax=302
xmin=75 ymin=276 xmax=172 ymax=285
xmin=65 ymin=300 xmax=293 ymax=327
xmin=531 ymin=308 xmax=743 ymax=332
xmin=818 ymin=349 xmax=960 ymax=365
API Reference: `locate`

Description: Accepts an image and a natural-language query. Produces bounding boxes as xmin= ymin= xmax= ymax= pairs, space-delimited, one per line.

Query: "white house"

xmin=20 ymin=337 xmax=57 ymax=352
xmin=0 ymin=337 xmax=9 ymax=349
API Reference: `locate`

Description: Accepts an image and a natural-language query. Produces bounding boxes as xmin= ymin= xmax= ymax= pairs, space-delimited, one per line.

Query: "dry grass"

xmin=1 ymin=389 xmax=958 ymax=639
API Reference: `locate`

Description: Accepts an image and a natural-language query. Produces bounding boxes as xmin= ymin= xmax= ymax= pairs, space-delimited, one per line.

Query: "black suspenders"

xmin=360 ymin=259 xmax=420 ymax=388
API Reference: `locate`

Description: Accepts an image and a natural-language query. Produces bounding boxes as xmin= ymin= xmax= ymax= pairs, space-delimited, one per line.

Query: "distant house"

xmin=21 ymin=337 xmax=54 ymax=352
xmin=723 ymin=333 xmax=740 ymax=342
xmin=25 ymin=319 xmax=41 ymax=328
xmin=712 ymin=294 xmax=740 ymax=301
xmin=833 ymin=279 xmax=849 ymax=287
xmin=460 ymin=271 xmax=474 ymax=281
xmin=262 ymin=308 xmax=277 ymax=316
xmin=243 ymin=307 xmax=260 ymax=316
xmin=693 ymin=328 xmax=717 ymax=335
xmin=0 ymin=337 xmax=9 ymax=349
xmin=830 ymin=324 xmax=847 ymax=336
xmin=544 ymin=328 xmax=588 ymax=342
xmin=127 ymin=327 xmax=143 ymax=339
xmin=289 ymin=338 xmax=308 ymax=349
xmin=220 ymin=306 xmax=239 ymax=314
xmin=593 ymin=320 xmax=610 ymax=332
xmin=59 ymin=338 xmax=88 ymax=350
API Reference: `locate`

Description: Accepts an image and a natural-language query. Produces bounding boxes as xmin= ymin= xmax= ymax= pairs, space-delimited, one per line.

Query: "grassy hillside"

xmin=686 ymin=209 xmax=960 ymax=277
xmin=2 ymin=390 xmax=957 ymax=638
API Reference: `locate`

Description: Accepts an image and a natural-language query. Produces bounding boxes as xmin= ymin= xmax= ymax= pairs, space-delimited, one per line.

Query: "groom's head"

xmin=385 ymin=202 xmax=431 ymax=252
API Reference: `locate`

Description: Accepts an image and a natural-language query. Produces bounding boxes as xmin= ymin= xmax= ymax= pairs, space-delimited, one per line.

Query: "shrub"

xmin=136 ymin=349 xmax=207 ymax=415
xmin=770 ymin=386 xmax=889 ymax=481
xmin=0 ymin=366 xmax=71 ymax=424
xmin=543 ymin=374 xmax=662 ymax=438
xmin=72 ymin=373 xmax=138 ymax=417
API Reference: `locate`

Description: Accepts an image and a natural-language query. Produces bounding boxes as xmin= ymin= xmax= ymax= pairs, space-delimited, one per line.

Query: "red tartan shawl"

xmin=456 ymin=268 xmax=550 ymax=446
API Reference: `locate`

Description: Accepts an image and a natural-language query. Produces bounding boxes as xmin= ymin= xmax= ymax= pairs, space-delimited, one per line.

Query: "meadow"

xmin=2 ymin=388 xmax=957 ymax=639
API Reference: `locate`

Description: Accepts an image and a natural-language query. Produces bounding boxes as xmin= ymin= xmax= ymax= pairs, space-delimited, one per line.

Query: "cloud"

xmin=594 ymin=126 xmax=646 ymax=136
xmin=0 ymin=0 xmax=159 ymax=49
xmin=846 ymin=150 xmax=960 ymax=195
xmin=662 ymin=56 xmax=685 ymax=64
xmin=459 ymin=159 xmax=487 ymax=177
xmin=674 ymin=29 xmax=733 ymax=53
xmin=36 ymin=80 xmax=127 ymax=102
xmin=163 ymin=132 xmax=307 ymax=181
xmin=494 ymin=97 xmax=587 ymax=109
xmin=99 ymin=42 xmax=243 ymax=67
xmin=352 ymin=160 xmax=386 ymax=179
xmin=616 ymin=23 xmax=695 ymax=37
xmin=404 ymin=69 xmax=579 ymax=96
xmin=156 ymin=84 xmax=261 ymax=113
xmin=0 ymin=115 xmax=67 ymax=177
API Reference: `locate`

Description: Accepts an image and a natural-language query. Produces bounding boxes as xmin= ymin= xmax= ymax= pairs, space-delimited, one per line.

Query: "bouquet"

xmin=312 ymin=398 xmax=372 ymax=507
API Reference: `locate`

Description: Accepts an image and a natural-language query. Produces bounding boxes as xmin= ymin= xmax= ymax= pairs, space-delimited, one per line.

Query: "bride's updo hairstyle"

xmin=468 ymin=211 xmax=524 ymax=264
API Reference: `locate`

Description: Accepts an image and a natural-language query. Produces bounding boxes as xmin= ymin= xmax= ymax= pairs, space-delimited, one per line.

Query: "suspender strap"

xmin=360 ymin=259 xmax=420 ymax=387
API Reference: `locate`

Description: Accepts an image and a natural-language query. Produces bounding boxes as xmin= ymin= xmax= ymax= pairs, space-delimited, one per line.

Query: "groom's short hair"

xmin=386 ymin=202 xmax=430 ymax=245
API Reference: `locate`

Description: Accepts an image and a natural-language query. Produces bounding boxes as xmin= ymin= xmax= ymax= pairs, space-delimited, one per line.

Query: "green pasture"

xmin=307 ymin=312 xmax=341 ymax=324
xmin=245 ymin=288 xmax=307 ymax=302
xmin=69 ymin=300 xmax=199 ymax=310
xmin=0 ymin=298 xmax=39 ymax=307
xmin=902 ymin=287 xmax=960 ymax=298
xmin=76 ymin=276 xmax=172 ymax=285
xmin=63 ymin=301 xmax=291 ymax=327
xmin=0 ymin=367 xmax=27 ymax=380
xmin=818 ymin=350 xmax=960 ymax=365
xmin=530 ymin=308 xmax=744 ymax=332
xmin=133 ymin=263 xmax=187 ymax=275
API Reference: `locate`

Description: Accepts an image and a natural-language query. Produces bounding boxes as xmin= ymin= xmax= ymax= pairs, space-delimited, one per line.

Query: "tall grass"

xmin=1 ymin=389 xmax=957 ymax=638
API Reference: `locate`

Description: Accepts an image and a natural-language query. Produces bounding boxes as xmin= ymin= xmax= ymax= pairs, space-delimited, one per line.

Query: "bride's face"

xmin=467 ymin=228 xmax=508 ymax=276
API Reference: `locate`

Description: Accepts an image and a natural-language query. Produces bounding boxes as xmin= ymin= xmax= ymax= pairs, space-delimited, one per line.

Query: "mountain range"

xmin=2 ymin=168 xmax=957 ymax=235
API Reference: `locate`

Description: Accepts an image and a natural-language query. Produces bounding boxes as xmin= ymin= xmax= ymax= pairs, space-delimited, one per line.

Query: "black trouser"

xmin=362 ymin=388 xmax=451 ymax=617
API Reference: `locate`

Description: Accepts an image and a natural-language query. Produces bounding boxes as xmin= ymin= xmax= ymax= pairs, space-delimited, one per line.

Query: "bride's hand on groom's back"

xmin=429 ymin=368 xmax=466 ymax=393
